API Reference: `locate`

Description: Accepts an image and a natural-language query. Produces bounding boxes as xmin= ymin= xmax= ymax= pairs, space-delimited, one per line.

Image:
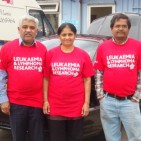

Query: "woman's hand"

xmin=81 ymin=103 xmax=89 ymax=117
xmin=43 ymin=101 xmax=50 ymax=115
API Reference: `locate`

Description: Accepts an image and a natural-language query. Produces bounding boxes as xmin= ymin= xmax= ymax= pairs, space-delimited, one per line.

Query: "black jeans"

xmin=48 ymin=118 xmax=84 ymax=141
xmin=9 ymin=103 xmax=44 ymax=141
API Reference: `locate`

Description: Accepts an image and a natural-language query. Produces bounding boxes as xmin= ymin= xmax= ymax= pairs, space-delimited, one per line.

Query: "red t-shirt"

xmin=44 ymin=46 xmax=94 ymax=117
xmin=0 ymin=39 xmax=47 ymax=108
xmin=94 ymin=38 xmax=141 ymax=97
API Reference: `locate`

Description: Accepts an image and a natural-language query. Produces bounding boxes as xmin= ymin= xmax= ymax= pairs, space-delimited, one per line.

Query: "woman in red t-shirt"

xmin=43 ymin=23 xmax=94 ymax=141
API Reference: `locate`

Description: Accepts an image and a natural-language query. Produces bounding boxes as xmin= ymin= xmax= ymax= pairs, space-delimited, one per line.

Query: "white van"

xmin=0 ymin=0 xmax=55 ymax=43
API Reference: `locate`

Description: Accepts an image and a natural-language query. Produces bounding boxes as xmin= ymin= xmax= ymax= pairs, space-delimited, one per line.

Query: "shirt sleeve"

xmin=42 ymin=48 xmax=47 ymax=75
xmin=137 ymin=41 xmax=141 ymax=70
xmin=94 ymin=44 xmax=104 ymax=71
xmin=133 ymin=42 xmax=141 ymax=101
xmin=82 ymin=52 xmax=94 ymax=77
xmin=44 ymin=50 xmax=52 ymax=78
xmin=0 ymin=44 xmax=9 ymax=103
xmin=0 ymin=44 xmax=9 ymax=70
xmin=94 ymin=69 xmax=104 ymax=99
xmin=0 ymin=70 xmax=8 ymax=103
xmin=132 ymin=71 xmax=141 ymax=102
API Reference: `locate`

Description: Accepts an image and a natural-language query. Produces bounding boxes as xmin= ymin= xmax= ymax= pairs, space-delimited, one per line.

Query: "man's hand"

xmin=98 ymin=96 xmax=104 ymax=101
xmin=1 ymin=101 xmax=10 ymax=115
xmin=131 ymin=96 xmax=140 ymax=103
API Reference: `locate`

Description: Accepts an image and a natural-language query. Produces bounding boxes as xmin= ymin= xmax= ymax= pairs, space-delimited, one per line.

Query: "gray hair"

xmin=18 ymin=15 xmax=39 ymax=28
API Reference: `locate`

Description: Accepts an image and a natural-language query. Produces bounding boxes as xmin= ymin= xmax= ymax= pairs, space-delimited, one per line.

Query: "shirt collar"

xmin=112 ymin=37 xmax=128 ymax=45
xmin=19 ymin=38 xmax=37 ymax=47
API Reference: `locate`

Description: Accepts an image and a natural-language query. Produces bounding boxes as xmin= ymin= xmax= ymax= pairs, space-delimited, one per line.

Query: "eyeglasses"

xmin=113 ymin=25 xmax=128 ymax=29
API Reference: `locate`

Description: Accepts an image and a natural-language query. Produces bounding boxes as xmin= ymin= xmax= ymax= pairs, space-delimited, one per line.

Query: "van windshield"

xmin=29 ymin=10 xmax=55 ymax=38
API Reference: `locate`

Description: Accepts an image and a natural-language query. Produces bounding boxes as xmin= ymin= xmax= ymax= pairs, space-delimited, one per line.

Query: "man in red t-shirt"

xmin=94 ymin=13 xmax=141 ymax=141
xmin=0 ymin=15 xmax=47 ymax=141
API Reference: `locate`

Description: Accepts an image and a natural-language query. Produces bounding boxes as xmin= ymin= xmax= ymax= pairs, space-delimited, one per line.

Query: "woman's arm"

xmin=43 ymin=77 xmax=50 ymax=114
xmin=81 ymin=77 xmax=91 ymax=117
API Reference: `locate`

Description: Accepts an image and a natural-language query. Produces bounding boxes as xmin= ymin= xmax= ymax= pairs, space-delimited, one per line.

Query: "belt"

xmin=104 ymin=90 xmax=133 ymax=100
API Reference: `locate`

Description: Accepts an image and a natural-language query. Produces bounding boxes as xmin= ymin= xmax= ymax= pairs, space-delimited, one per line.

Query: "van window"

xmin=29 ymin=10 xmax=55 ymax=38
xmin=46 ymin=14 xmax=58 ymax=33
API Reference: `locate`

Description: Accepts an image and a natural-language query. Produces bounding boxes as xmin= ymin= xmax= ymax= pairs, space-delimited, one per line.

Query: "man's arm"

xmin=95 ymin=69 xmax=104 ymax=99
xmin=0 ymin=70 xmax=10 ymax=115
xmin=132 ymin=71 xmax=141 ymax=102
xmin=0 ymin=70 xmax=8 ymax=103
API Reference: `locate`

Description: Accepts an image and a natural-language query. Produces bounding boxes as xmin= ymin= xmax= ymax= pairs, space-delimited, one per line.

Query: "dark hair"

xmin=110 ymin=13 xmax=131 ymax=29
xmin=57 ymin=23 xmax=77 ymax=35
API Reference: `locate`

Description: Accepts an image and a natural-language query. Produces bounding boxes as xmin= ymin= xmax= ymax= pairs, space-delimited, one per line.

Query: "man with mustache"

xmin=94 ymin=13 xmax=141 ymax=141
xmin=0 ymin=15 xmax=47 ymax=141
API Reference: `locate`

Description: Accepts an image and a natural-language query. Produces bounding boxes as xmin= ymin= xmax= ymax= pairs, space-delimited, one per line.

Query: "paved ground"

xmin=87 ymin=127 xmax=127 ymax=141
xmin=0 ymin=128 xmax=127 ymax=141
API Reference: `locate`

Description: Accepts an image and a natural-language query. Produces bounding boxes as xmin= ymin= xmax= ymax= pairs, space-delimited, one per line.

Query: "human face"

xmin=59 ymin=27 xmax=76 ymax=48
xmin=18 ymin=20 xmax=38 ymax=45
xmin=111 ymin=19 xmax=130 ymax=41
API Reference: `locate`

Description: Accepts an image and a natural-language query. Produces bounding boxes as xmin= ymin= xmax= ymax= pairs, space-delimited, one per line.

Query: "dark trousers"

xmin=48 ymin=118 xmax=84 ymax=141
xmin=9 ymin=103 xmax=44 ymax=141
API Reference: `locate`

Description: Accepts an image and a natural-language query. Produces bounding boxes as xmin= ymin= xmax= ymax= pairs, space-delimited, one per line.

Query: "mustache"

xmin=24 ymin=33 xmax=32 ymax=36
